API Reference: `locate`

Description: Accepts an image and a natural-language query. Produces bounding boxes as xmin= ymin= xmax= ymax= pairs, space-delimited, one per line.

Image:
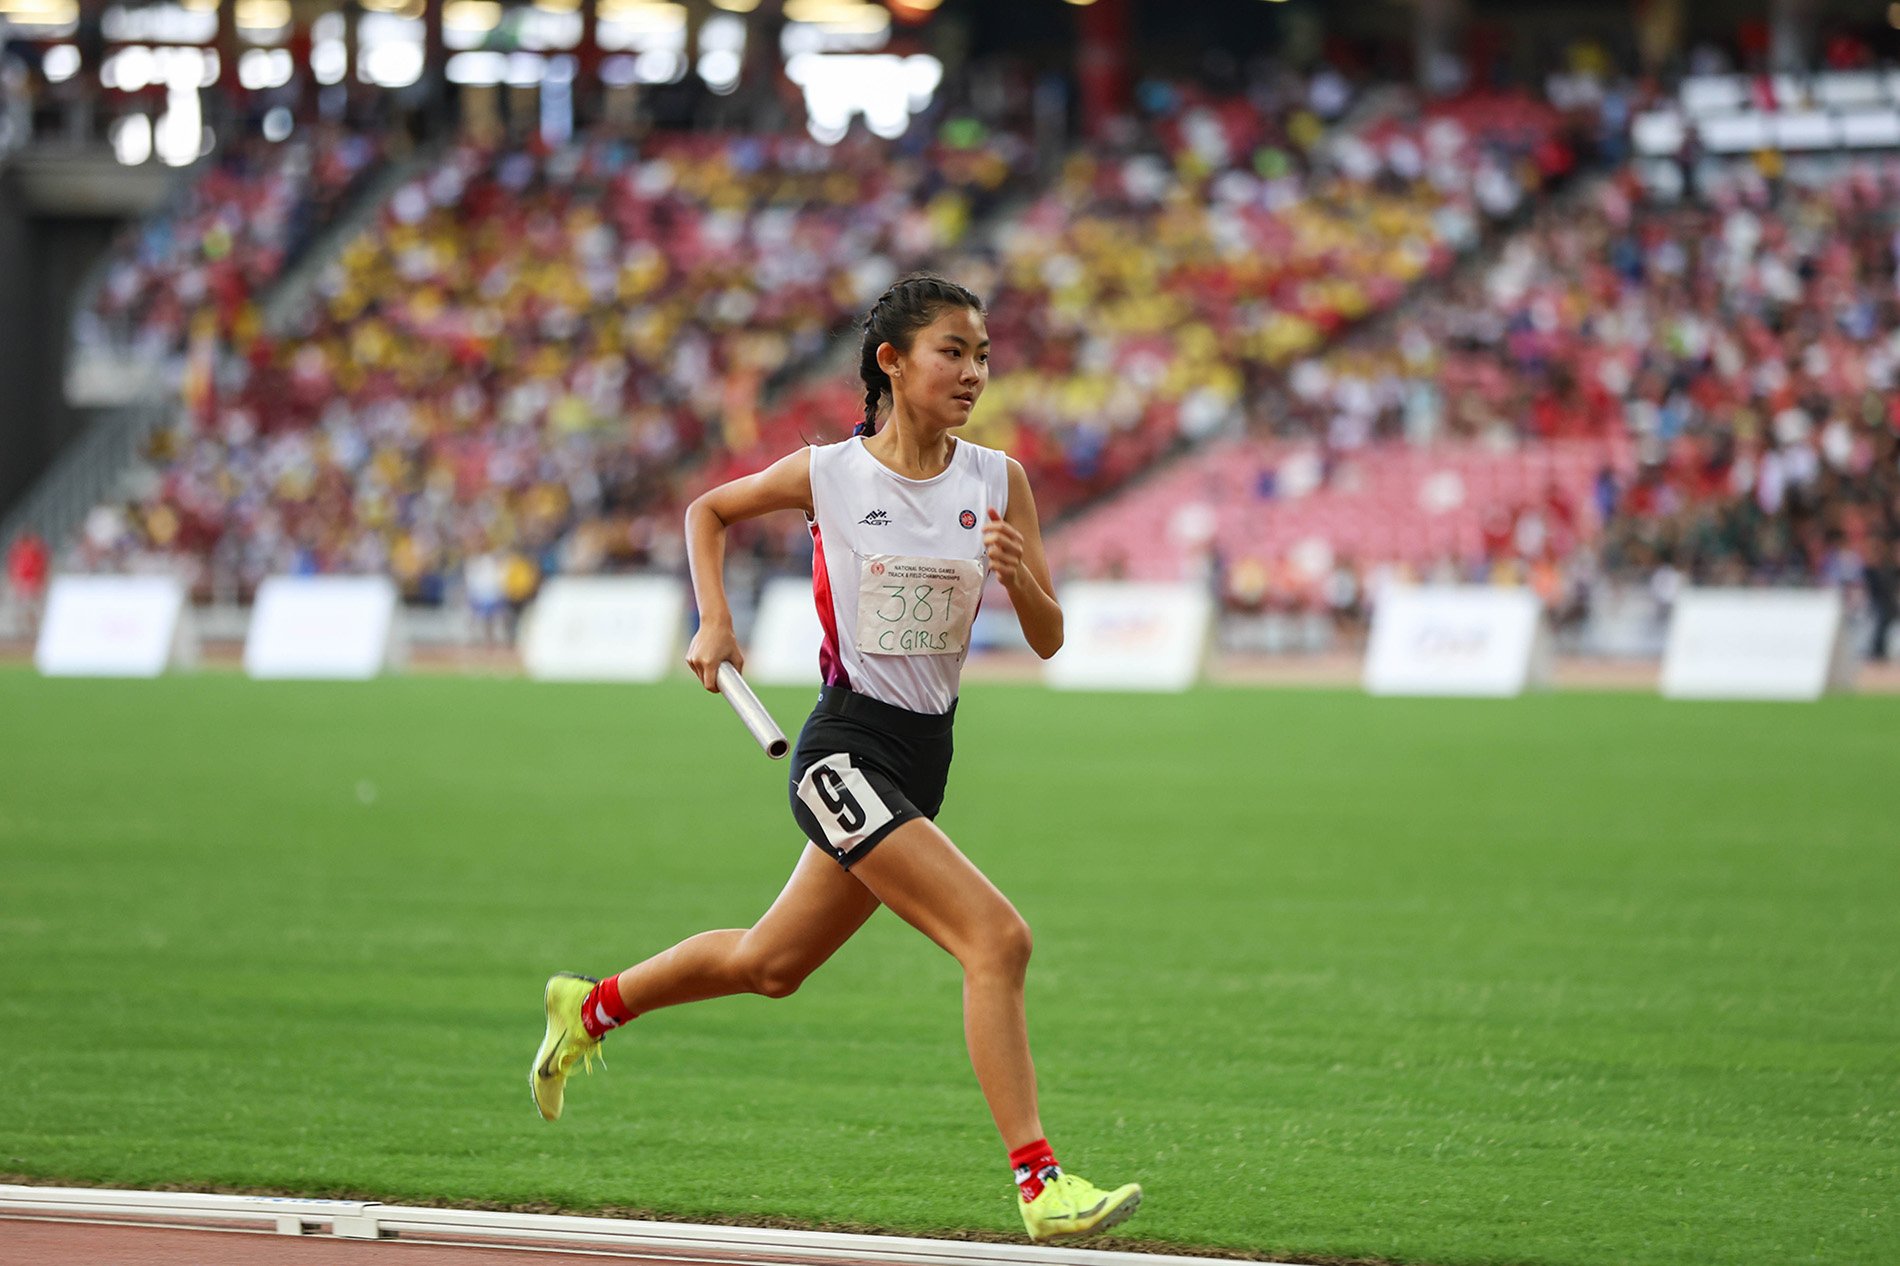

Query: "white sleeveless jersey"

xmin=807 ymin=436 xmax=1011 ymax=715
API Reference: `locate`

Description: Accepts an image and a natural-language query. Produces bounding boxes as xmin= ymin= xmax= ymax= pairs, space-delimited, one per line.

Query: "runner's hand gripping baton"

xmin=716 ymin=662 xmax=789 ymax=760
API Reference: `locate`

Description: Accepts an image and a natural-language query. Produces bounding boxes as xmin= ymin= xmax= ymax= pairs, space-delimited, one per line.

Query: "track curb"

xmin=0 ymin=1186 xmax=1297 ymax=1266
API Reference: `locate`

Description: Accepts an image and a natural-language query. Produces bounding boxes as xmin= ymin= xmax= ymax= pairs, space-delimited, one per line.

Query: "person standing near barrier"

xmin=1864 ymin=535 xmax=1896 ymax=661
xmin=5 ymin=532 xmax=49 ymax=636
xmin=528 ymin=274 xmax=1142 ymax=1243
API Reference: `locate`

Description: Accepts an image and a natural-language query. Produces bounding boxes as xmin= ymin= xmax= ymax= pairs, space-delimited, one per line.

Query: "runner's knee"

xmin=738 ymin=943 xmax=811 ymax=999
xmin=750 ymin=964 xmax=805 ymax=999
xmin=964 ymin=910 xmax=1032 ymax=980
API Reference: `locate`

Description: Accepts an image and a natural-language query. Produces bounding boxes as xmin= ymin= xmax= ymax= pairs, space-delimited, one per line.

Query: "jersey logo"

xmin=859 ymin=509 xmax=891 ymax=526
xmin=959 ymin=509 xmax=978 ymax=529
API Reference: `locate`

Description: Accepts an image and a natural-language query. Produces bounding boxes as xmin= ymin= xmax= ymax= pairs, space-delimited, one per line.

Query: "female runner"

xmin=530 ymin=274 xmax=1141 ymax=1242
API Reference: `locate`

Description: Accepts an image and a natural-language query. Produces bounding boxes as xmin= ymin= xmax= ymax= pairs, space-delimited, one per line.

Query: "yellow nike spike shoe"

xmin=529 ymin=972 xmax=604 ymax=1122
xmin=1019 ymin=1172 xmax=1143 ymax=1242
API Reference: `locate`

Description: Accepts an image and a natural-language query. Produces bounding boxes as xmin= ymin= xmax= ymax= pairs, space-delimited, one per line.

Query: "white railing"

xmin=0 ymin=1185 xmax=1266 ymax=1266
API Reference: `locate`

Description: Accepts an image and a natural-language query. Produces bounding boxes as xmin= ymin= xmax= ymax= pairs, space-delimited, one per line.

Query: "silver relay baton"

xmin=716 ymin=662 xmax=789 ymax=760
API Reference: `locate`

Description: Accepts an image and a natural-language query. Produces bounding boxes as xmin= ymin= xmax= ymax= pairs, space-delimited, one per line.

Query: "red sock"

xmin=580 ymin=974 xmax=635 ymax=1040
xmin=1009 ymin=1138 xmax=1061 ymax=1203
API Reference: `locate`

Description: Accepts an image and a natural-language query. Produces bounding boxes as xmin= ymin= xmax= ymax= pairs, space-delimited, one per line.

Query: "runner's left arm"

xmin=984 ymin=458 xmax=1063 ymax=659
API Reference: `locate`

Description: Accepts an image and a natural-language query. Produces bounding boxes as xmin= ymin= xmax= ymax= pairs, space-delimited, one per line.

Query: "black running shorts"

xmin=788 ymin=685 xmax=956 ymax=869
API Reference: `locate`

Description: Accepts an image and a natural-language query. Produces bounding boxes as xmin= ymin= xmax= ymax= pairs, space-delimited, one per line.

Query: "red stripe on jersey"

xmin=809 ymin=519 xmax=849 ymax=689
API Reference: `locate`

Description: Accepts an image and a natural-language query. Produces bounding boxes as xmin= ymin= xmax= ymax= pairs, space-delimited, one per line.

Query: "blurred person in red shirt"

xmin=6 ymin=532 xmax=50 ymax=633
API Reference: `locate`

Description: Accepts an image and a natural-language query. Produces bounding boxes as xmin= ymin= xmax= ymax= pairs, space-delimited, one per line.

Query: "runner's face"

xmin=890 ymin=307 xmax=989 ymax=430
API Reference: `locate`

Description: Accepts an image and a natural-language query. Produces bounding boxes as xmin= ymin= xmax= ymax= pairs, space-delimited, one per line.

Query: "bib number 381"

xmin=795 ymin=754 xmax=895 ymax=854
xmin=856 ymin=554 xmax=983 ymax=656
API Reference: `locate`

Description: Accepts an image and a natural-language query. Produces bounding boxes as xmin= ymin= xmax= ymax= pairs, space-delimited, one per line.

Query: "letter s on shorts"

xmin=796 ymin=754 xmax=896 ymax=854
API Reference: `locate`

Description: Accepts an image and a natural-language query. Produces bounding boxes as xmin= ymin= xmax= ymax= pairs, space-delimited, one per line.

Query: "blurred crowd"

xmin=73 ymin=126 xmax=386 ymax=370
xmin=61 ymin=61 xmax=1900 ymax=661
xmin=956 ymin=81 xmax=1574 ymax=519
xmin=1255 ymin=156 xmax=1900 ymax=639
xmin=75 ymin=125 xmax=1029 ymax=619
xmin=701 ymin=76 xmax=1579 ymax=532
xmin=74 ymin=69 xmax=1575 ymax=618
xmin=1589 ymin=165 xmax=1900 ymax=589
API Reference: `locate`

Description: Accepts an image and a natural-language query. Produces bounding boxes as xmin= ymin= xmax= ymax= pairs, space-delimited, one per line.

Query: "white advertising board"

xmin=1661 ymin=588 xmax=1852 ymax=701
xmin=519 ymin=575 xmax=686 ymax=683
xmin=747 ymin=576 xmax=825 ymax=687
xmin=1043 ymin=582 xmax=1213 ymax=692
xmin=35 ymin=574 xmax=196 ymax=677
xmin=1364 ymin=585 xmax=1552 ymax=697
xmin=243 ymin=575 xmax=402 ymax=680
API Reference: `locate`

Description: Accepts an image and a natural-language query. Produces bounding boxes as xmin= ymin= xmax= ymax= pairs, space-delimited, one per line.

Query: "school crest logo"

xmin=959 ymin=509 xmax=978 ymax=529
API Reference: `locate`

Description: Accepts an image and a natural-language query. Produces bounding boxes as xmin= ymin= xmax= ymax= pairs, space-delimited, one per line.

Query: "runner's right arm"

xmin=684 ymin=448 xmax=816 ymax=691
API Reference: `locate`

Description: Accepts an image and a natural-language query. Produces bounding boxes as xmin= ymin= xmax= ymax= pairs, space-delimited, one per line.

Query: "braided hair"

xmin=855 ymin=273 xmax=986 ymax=437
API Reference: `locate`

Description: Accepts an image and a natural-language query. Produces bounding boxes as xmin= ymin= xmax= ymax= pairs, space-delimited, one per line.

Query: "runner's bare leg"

xmin=849 ymin=818 xmax=1043 ymax=1149
xmin=612 ymin=844 xmax=880 ymax=1011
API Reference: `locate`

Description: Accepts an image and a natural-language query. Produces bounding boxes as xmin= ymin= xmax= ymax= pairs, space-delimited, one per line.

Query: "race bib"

xmin=795 ymin=753 xmax=896 ymax=855
xmin=855 ymin=553 xmax=983 ymax=656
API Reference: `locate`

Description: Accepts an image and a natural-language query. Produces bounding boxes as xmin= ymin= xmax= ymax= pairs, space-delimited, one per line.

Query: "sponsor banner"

xmin=35 ymin=574 xmax=196 ymax=677
xmin=1044 ymin=582 xmax=1213 ymax=692
xmin=244 ymin=576 xmax=402 ymax=680
xmin=1661 ymin=588 xmax=1853 ymax=701
xmin=748 ymin=576 xmax=826 ymax=687
xmin=519 ymin=575 xmax=686 ymax=683
xmin=1364 ymin=585 xmax=1552 ymax=697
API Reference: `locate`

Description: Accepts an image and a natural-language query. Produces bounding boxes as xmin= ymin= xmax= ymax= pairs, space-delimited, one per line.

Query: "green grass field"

xmin=0 ymin=668 xmax=1895 ymax=1266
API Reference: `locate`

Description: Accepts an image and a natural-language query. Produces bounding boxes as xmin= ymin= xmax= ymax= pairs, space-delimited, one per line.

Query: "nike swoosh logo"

xmin=537 ymin=1030 xmax=566 ymax=1079
xmin=1050 ymin=1197 xmax=1109 ymax=1222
